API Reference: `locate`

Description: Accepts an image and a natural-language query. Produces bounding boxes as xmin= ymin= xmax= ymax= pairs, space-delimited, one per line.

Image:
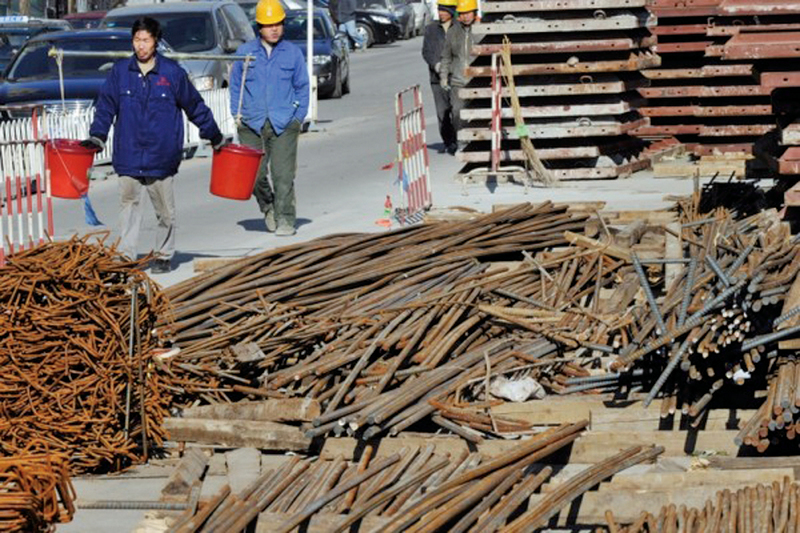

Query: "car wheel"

xmin=356 ymin=23 xmax=374 ymax=47
xmin=332 ymin=66 xmax=343 ymax=99
xmin=342 ymin=71 xmax=350 ymax=95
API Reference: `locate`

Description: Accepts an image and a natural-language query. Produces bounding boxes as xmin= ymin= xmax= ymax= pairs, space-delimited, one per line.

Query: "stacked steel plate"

xmin=636 ymin=0 xmax=800 ymax=156
xmin=458 ymin=0 xmax=657 ymax=179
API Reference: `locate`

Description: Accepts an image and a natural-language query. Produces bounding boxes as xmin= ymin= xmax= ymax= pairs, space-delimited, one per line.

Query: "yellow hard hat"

xmin=456 ymin=0 xmax=477 ymax=12
xmin=256 ymin=0 xmax=286 ymax=24
xmin=438 ymin=0 xmax=457 ymax=7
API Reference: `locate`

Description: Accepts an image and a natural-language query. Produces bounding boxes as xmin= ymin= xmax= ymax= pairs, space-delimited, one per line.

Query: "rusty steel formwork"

xmin=634 ymin=0 xmax=800 ymax=157
xmin=455 ymin=0 xmax=656 ymax=180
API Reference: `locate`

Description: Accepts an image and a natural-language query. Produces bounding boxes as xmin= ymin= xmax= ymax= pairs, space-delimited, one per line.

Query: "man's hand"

xmin=79 ymin=137 xmax=104 ymax=151
xmin=211 ymin=134 xmax=230 ymax=152
xmin=434 ymin=62 xmax=441 ymax=74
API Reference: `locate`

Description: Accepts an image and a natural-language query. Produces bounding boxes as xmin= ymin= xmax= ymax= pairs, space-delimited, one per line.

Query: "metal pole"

xmin=307 ymin=0 xmax=315 ymax=126
xmin=47 ymin=48 xmax=255 ymax=62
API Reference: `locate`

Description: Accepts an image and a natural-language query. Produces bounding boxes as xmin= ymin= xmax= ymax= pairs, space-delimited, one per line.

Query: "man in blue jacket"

xmin=230 ymin=0 xmax=309 ymax=236
xmin=83 ymin=17 xmax=225 ymax=273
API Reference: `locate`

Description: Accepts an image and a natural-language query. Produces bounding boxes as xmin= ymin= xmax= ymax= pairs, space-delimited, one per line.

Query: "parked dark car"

xmin=101 ymin=1 xmax=255 ymax=90
xmin=0 ymin=16 xmax=71 ymax=75
xmin=387 ymin=0 xmax=415 ymax=39
xmin=0 ymin=30 xmax=176 ymax=118
xmin=315 ymin=0 xmax=400 ymax=47
xmin=282 ymin=9 xmax=349 ymax=98
xmin=63 ymin=10 xmax=106 ymax=29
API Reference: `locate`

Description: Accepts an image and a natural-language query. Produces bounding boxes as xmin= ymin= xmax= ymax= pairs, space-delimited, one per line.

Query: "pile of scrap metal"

xmin=636 ymin=0 xmax=800 ymax=157
xmin=0 ymin=455 xmax=75 ymax=532
xmin=606 ymin=476 xmax=798 ymax=533
xmin=158 ymin=199 xmax=800 ymax=454
xmin=163 ymin=425 xmax=663 ymax=533
xmin=0 ymin=236 xmax=172 ymax=473
xmin=457 ymin=0 xmax=656 ymax=179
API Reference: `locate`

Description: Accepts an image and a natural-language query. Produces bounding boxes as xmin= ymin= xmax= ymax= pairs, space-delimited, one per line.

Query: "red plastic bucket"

xmin=46 ymin=139 xmax=94 ymax=199
xmin=210 ymin=143 xmax=264 ymax=200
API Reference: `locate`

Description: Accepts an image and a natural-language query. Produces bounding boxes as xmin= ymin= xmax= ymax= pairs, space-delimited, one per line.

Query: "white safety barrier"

xmin=0 ymin=89 xmax=235 ymax=266
xmin=0 ymin=110 xmax=53 ymax=266
xmin=394 ymin=85 xmax=432 ymax=225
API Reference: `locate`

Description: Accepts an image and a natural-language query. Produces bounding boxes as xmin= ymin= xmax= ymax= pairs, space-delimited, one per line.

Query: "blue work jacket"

xmin=229 ymin=38 xmax=310 ymax=136
xmin=90 ymin=53 xmax=221 ymax=179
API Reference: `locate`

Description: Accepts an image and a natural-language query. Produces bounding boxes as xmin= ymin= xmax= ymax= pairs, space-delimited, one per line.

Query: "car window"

xmin=284 ymin=14 xmax=327 ymax=40
xmin=215 ymin=9 xmax=233 ymax=42
xmin=221 ymin=4 xmax=255 ymax=41
xmin=355 ymin=0 xmax=391 ymax=10
xmin=7 ymin=38 xmax=132 ymax=80
xmin=105 ymin=13 xmax=216 ymax=53
xmin=0 ymin=31 xmax=32 ymax=50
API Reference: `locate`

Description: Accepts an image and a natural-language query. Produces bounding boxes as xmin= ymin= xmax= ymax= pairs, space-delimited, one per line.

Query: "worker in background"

xmin=421 ymin=0 xmax=458 ymax=155
xmin=329 ymin=0 xmax=365 ymax=51
xmin=440 ymin=0 xmax=478 ymax=150
xmin=230 ymin=0 xmax=309 ymax=236
xmin=83 ymin=17 xmax=225 ymax=273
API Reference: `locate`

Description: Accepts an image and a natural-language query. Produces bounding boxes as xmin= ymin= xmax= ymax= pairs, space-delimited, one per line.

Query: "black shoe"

xmin=446 ymin=143 xmax=458 ymax=155
xmin=151 ymin=259 xmax=171 ymax=274
xmin=437 ymin=145 xmax=447 ymax=154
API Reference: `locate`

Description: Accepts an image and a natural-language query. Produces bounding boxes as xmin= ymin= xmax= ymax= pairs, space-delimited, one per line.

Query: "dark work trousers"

xmin=450 ymin=85 xmax=466 ymax=143
xmin=431 ymin=82 xmax=456 ymax=148
xmin=238 ymin=119 xmax=301 ymax=228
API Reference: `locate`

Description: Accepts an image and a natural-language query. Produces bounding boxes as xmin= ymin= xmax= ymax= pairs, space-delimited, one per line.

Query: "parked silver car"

xmin=407 ymin=0 xmax=429 ymax=36
xmin=100 ymin=1 xmax=255 ymax=90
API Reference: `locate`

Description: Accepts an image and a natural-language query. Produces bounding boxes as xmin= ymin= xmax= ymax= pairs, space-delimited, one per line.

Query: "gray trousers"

xmin=450 ymin=85 xmax=466 ymax=140
xmin=237 ymin=120 xmax=301 ymax=228
xmin=118 ymin=175 xmax=175 ymax=261
xmin=431 ymin=83 xmax=456 ymax=147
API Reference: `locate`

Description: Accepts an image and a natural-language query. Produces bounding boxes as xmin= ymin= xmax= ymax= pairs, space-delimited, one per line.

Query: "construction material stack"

xmin=636 ymin=0 xmax=800 ymax=159
xmin=458 ymin=0 xmax=657 ymax=179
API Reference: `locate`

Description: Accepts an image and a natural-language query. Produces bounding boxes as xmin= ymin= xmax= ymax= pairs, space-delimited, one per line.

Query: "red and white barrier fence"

xmin=0 ymin=108 xmax=54 ymax=266
xmin=491 ymin=52 xmax=503 ymax=172
xmin=394 ymin=85 xmax=432 ymax=224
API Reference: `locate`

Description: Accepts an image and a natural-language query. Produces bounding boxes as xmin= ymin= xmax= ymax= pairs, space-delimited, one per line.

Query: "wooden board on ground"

xmin=320 ymin=429 xmax=741 ymax=463
xmin=164 ymin=418 xmax=311 ymax=452
xmin=183 ymin=398 xmax=321 ymax=423
xmin=424 ymin=206 xmax=484 ymax=223
xmin=193 ymin=257 xmax=247 ymax=273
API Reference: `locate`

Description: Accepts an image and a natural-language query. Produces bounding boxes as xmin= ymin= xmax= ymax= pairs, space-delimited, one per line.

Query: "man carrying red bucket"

xmin=230 ymin=0 xmax=309 ymax=237
xmin=82 ymin=17 xmax=226 ymax=273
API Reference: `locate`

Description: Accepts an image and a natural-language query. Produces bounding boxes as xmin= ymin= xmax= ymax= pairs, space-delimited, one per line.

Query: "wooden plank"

xmin=563 ymin=231 xmax=632 ymax=261
xmin=182 ymin=399 xmax=321 ymax=423
xmin=256 ymin=512 xmax=390 ymax=532
xmin=664 ymin=222 xmax=682 ymax=289
xmin=595 ymin=468 xmax=794 ymax=492
xmin=164 ymin=418 xmax=311 ymax=452
xmin=707 ymin=456 xmax=800 ymax=470
xmin=320 ymin=429 xmax=741 ymax=462
xmin=226 ymin=448 xmax=261 ymax=496
xmin=193 ymin=257 xmax=246 ymax=273
xmin=544 ymin=480 xmax=795 ymax=523
xmin=160 ymin=447 xmax=208 ymax=499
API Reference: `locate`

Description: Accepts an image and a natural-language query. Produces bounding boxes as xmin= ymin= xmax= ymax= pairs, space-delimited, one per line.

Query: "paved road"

xmin=51 ymin=36 xmax=692 ymax=288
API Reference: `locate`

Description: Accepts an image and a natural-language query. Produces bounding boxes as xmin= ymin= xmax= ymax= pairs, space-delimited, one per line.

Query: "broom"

xmin=500 ymin=36 xmax=557 ymax=186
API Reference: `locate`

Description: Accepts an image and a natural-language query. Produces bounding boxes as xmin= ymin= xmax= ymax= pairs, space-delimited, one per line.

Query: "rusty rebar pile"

xmin=0 ymin=454 xmax=75 ymax=532
xmin=0 ymin=236 xmax=171 ymax=473
xmin=607 ymin=476 xmax=799 ymax=533
xmin=159 ymin=203 xmax=596 ymax=440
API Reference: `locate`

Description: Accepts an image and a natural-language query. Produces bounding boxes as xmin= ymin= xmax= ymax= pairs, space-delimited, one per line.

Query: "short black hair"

xmin=131 ymin=17 xmax=162 ymax=41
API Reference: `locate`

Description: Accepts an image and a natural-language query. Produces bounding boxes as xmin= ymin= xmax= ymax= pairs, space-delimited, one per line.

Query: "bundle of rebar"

xmin=606 ymin=476 xmax=799 ymax=533
xmin=0 ymin=236 xmax=172 ymax=473
xmin=166 ymin=422 xmax=662 ymax=533
xmin=159 ymin=203 xmax=595 ymax=440
xmin=0 ymin=454 xmax=75 ymax=532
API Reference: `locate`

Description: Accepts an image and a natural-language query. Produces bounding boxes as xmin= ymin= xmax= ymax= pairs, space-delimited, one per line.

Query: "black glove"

xmin=211 ymin=133 xmax=230 ymax=152
xmin=79 ymin=137 xmax=104 ymax=151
